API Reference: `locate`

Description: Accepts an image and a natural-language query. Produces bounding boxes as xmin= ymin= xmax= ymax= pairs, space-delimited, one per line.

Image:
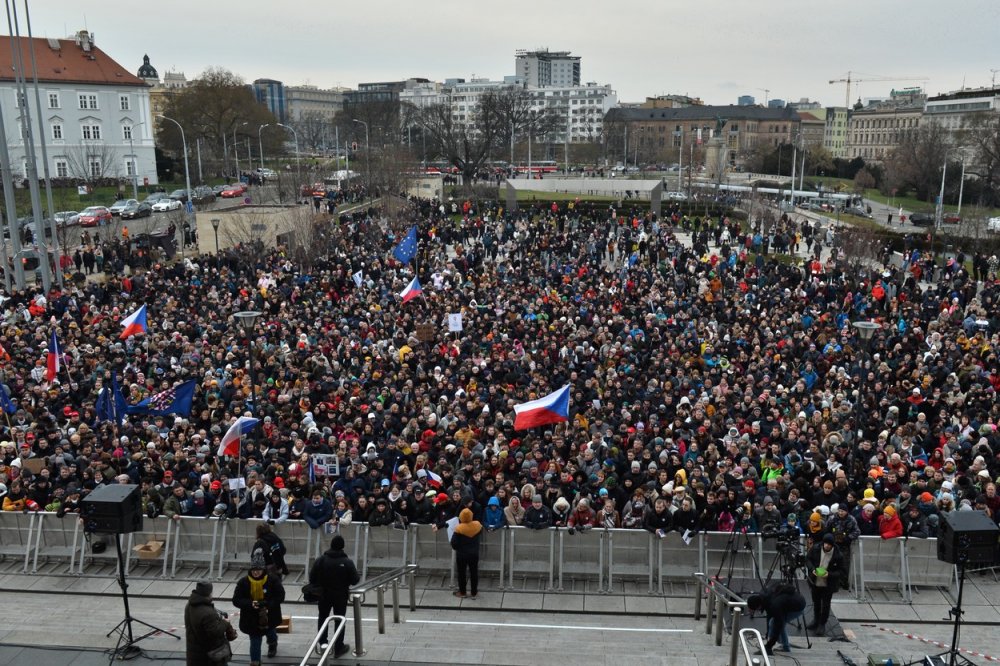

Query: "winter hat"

xmin=809 ymin=512 xmax=822 ymax=523
xmin=919 ymin=492 xmax=934 ymax=503
xmin=250 ymin=550 xmax=266 ymax=570
xmin=554 ymin=497 xmax=570 ymax=512
xmin=331 ymin=535 xmax=346 ymax=551
xmin=822 ymin=533 xmax=836 ymax=545
xmin=862 ymin=503 xmax=876 ymax=515
xmin=862 ymin=489 xmax=876 ymax=503
xmin=883 ymin=505 xmax=896 ymax=517
xmin=194 ymin=581 xmax=213 ymax=597
xmin=488 ymin=496 xmax=500 ymax=507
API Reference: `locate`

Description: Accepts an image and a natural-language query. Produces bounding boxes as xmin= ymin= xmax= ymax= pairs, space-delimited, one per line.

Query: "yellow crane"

xmin=828 ymin=71 xmax=929 ymax=108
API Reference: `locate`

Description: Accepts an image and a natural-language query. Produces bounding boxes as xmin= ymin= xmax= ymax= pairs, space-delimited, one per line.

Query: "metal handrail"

xmin=693 ymin=572 xmax=750 ymax=663
xmin=348 ymin=563 xmax=418 ymax=657
xmin=298 ymin=614 xmax=346 ymax=666
xmin=738 ymin=628 xmax=771 ymax=666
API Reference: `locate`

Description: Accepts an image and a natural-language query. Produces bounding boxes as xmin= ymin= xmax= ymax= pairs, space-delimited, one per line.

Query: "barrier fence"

xmin=0 ymin=513 xmax=956 ymax=598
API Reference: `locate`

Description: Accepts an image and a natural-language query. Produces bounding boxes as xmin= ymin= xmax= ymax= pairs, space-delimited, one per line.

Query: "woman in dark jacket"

xmin=450 ymin=507 xmax=482 ymax=599
xmin=368 ymin=497 xmax=395 ymax=526
xmin=184 ymin=581 xmax=235 ymax=666
xmin=232 ymin=551 xmax=286 ymax=665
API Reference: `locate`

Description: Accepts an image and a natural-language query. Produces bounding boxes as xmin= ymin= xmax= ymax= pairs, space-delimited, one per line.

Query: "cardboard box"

xmin=276 ymin=615 xmax=292 ymax=634
xmin=132 ymin=540 xmax=164 ymax=560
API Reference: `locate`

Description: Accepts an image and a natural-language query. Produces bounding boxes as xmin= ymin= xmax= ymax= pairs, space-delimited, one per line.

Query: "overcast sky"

xmin=24 ymin=0 xmax=1000 ymax=106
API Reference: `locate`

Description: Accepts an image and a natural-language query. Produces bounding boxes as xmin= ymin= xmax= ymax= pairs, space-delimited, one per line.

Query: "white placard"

xmin=447 ymin=312 xmax=463 ymax=332
xmin=311 ymin=453 xmax=341 ymax=478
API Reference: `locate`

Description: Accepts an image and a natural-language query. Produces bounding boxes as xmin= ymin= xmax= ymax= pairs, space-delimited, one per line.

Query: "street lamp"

xmin=352 ymin=119 xmax=370 ymax=200
xmin=275 ymin=122 xmax=300 ymax=174
xmin=211 ymin=217 xmax=220 ymax=255
xmin=852 ymin=320 xmax=880 ymax=442
xmin=234 ymin=310 xmax=263 ymax=431
xmin=126 ymin=121 xmax=146 ymax=200
xmin=258 ymin=124 xmax=270 ymax=172
xmin=156 ymin=114 xmax=191 ymax=260
xmin=233 ymin=121 xmax=249 ymax=177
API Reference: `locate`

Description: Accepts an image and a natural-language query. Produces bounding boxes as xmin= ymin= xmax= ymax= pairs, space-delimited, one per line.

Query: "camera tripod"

xmin=714 ymin=516 xmax=764 ymax=594
xmin=107 ymin=532 xmax=180 ymax=663
xmin=905 ymin=560 xmax=977 ymax=666
xmin=760 ymin=536 xmax=813 ymax=650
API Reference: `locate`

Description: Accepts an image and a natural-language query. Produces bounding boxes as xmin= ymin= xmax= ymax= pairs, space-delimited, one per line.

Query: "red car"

xmin=77 ymin=206 xmax=112 ymax=227
xmin=220 ymin=183 xmax=247 ymax=198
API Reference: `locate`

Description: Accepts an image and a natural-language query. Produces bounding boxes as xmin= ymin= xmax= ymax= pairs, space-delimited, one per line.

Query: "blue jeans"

xmin=248 ymin=628 xmax=278 ymax=662
xmin=769 ymin=610 xmax=804 ymax=650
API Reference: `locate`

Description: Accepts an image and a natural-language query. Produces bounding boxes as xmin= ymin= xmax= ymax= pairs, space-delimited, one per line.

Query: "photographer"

xmin=747 ymin=585 xmax=807 ymax=655
xmin=806 ymin=533 xmax=844 ymax=635
xmin=185 ymin=581 xmax=236 ymax=665
xmin=825 ymin=504 xmax=859 ymax=589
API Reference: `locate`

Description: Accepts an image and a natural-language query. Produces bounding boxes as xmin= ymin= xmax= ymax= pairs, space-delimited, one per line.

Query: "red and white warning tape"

xmin=876 ymin=626 xmax=1000 ymax=662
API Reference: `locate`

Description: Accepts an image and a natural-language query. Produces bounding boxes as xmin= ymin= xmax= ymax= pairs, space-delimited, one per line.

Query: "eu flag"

xmin=0 ymin=383 xmax=16 ymax=415
xmin=392 ymin=226 xmax=418 ymax=264
xmin=126 ymin=380 xmax=196 ymax=417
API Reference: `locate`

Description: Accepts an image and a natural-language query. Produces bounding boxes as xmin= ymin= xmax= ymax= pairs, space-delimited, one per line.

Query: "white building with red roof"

xmin=0 ymin=30 xmax=157 ymax=186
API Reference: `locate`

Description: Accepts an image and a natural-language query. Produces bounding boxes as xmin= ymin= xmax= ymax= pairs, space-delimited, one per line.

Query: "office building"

xmin=738 ymin=95 xmax=755 ymax=106
xmin=515 ymin=49 xmax=581 ymax=88
xmin=252 ymin=78 xmax=286 ymax=122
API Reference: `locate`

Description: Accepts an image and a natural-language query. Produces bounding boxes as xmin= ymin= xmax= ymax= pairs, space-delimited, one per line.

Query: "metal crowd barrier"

xmin=349 ymin=564 xmax=418 ymax=658
xmin=0 ymin=512 xmax=956 ymax=600
xmin=693 ymin=571 xmax=748 ymax=664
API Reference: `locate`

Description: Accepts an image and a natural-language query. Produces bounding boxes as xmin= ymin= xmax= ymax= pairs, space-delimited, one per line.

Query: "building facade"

xmin=345 ymin=79 xmax=431 ymax=107
xmin=285 ymin=85 xmax=347 ymax=121
xmin=738 ymin=95 xmax=755 ymax=106
xmin=640 ymin=94 xmax=704 ymax=109
xmin=252 ymin=79 xmax=286 ymax=122
xmin=797 ymin=111 xmax=826 ymax=149
xmin=0 ymin=32 xmax=157 ymax=185
xmin=137 ymin=54 xmax=187 ymax=131
xmin=823 ymin=107 xmax=850 ymax=158
xmin=846 ymin=91 xmax=925 ymax=161
xmin=923 ymin=86 xmax=1000 ymax=163
xmin=526 ymin=83 xmax=617 ymax=143
xmin=515 ymin=49 xmax=581 ymax=88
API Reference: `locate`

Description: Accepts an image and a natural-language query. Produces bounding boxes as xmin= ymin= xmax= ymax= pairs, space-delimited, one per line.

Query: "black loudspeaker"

xmin=81 ymin=484 xmax=143 ymax=535
xmin=937 ymin=510 xmax=999 ymax=566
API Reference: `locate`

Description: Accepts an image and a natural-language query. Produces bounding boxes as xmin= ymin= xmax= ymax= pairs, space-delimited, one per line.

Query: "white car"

xmin=256 ymin=167 xmax=277 ymax=179
xmin=151 ymin=198 xmax=182 ymax=212
xmin=988 ymin=217 xmax=1000 ymax=233
xmin=665 ymin=191 xmax=688 ymax=201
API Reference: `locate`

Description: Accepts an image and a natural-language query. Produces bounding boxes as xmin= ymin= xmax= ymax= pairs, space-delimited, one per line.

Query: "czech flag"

xmin=417 ymin=467 xmax=442 ymax=489
xmin=120 ymin=305 xmax=148 ymax=339
xmin=46 ymin=330 xmax=60 ymax=383
xmin=513 ymin=385 xmax=571 ymax=431
xmin=399 ymin=276 xmax=422 ymax=303
xmin=217 ymin=416 xmax=260 ymax=457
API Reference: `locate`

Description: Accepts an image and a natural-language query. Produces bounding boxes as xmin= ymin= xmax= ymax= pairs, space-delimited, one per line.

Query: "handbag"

xmin=301 ymin=582 xmax=322 ymax=603
xmin=207 ymin=641 xmax=233 ymax=664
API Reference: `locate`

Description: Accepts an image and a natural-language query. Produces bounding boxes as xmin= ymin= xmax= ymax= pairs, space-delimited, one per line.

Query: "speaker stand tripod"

xmin=905 ymin=562 xmax=976 ymax=666
xmin=106 ymin=532 xmax=180 ymax=662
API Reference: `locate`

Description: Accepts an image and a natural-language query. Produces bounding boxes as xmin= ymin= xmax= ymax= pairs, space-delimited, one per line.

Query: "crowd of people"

xmin=1 ymin=192 xmax=999 ymax=575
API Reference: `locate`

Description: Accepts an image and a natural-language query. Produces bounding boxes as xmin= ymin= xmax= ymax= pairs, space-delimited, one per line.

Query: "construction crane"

xmin=828 ymin=71 xmax=929 ymax=108
xmin=757 ymin=88 xmax=770 ymax=106
xmin=992 ymin=69 xmax=1000 ymax=87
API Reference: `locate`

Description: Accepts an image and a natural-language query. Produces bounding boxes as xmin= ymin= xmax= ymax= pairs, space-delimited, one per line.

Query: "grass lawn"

xmin=511 ymin=189 xmax=623 ymax=203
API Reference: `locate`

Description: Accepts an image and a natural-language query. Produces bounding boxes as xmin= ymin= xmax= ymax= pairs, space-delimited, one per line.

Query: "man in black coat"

xmin=747 ymin=585 xmax=806 ymax=654
xmin=184 ymin=581 xmax=235 ymax=666
xmin=805 ymin=533 xmax=845 ymax=634
xmin=310 ymin=534 xmax=360 ymax=658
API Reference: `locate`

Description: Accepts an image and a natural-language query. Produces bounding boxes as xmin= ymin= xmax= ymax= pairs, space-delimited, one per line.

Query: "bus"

xmin=514 ymin=160 xmax=558 ymax=175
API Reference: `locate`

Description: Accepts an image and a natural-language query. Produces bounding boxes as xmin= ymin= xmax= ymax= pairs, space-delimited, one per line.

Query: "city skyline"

xmin=22 ymin=0 xmax=1000 ymax=106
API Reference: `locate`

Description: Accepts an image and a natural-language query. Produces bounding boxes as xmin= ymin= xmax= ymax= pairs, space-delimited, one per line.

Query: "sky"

xmin=21 ymin=0 xmax=1000 ymax=107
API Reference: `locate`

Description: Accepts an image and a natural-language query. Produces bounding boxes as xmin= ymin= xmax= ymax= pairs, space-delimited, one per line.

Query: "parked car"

xmin=143 ymin=192 xmax=169 ymax=206
xmin=988 ymin=217 xmax=1000 ymax=233
xmin=846 ymin=206 xmax=873 ymax=219
xmin=220 ymin=183 xmax=247 ymax=198
xmin=109 ymin=199 xmax=139 ymax=216
xmin=909 ymin=212 xmax=935 ymax=227
xmin=212 ymin=184 xmax=229 ymax=196
xmin=168 ymin=189 xmax=190 ymax=203
xmin=191 ymin=186 xmax=216 ymax=205
xmin=665 ymin=191 xmax=687 ymax=201
xmin=53 ymin=211 xmax=79 ymax=227
xmin=78 ymin=206 xmax=112 ymax=227
xmin=120 ymin=201 xmax=153 ymax=219
xmin=152 ymin=198 xmax=182 ymax=212
xmin=943 ymin=213 xmax=961 ymax=224
xmin=256 ymin=167 xmax=276 ymax=179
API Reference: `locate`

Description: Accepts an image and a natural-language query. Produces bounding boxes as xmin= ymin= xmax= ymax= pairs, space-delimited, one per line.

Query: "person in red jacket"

xmin=878 ymin=504 xmax=903 ymax=539
xmin=567 ymin=498 xmax=596 ymax=532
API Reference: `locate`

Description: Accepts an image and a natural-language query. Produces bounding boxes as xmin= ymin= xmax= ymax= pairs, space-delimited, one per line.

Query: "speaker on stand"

xmin=81 ymin=484 xmax=180 ymax=662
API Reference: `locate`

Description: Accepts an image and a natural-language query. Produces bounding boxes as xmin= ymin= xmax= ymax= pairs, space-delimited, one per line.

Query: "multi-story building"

xmin=846 ymin=89 xmax=925 ymax=161
xmin=788 ymin=98 xmax=822 ymax=111
xmin=397 ymin=80 xmax=447 ymax=109
xmin=137 ymin=54 xmax=187 ymax=131
xmin=607 ymin=105 xmax=800 ymax=164
xmin=526 ymin=83 xmax=617 ymax=143
xmin=923 ymin=86 xmax=1000 ymax=162
xmin=252 ymin=79 xmax=286 ymax=122
xmin=515 ymin=49 xmax=580 ymax=88
xmin=768 ymin=99 xmax=786 ymax=109
xmin=797 ymin=111 xmax=826 ymax=148
xmin=823 ymin=107 xmax=850 ymax=158
xmin=344 ymin=79 xmax=431 ymax=107
xmin=640 ymin=94 xmax=704 ymax=109
xmin=738 ymin=95 xmax=755 ymax=106
xmin=0 ymin=31 xmax=157 ymax=184
xmin=285 ymin=85 xmax=347 ymax=121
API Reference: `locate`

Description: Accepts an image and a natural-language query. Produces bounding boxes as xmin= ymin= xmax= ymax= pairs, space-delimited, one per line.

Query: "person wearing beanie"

xmin=185 ymin=580 xmax=237 ymax=665
xmin=879 ymin=504 xmax=903 ymax=539
xmin=523 ymin=494 xmax=552 ymax=530
xmin=451 ymin=508 xmax=483 ymax=599
xmin=308 ymin=534 xmax=360 ymax=657
xmin=805 ymin=533 xmax=845 ymax=635
xmin=233 ymin=549 xmax=285 ymax=664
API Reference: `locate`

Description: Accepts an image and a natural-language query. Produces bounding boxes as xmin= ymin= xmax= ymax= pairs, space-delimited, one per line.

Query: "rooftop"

xmin=0 ymin=33 xmax=146 ymax=87
xmin=609 ymin=105 xmax=799 ymax=122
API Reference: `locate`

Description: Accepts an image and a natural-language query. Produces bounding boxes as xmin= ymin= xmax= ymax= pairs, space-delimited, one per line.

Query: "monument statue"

xmin=715 ymin=116 xmax=728 ymax=135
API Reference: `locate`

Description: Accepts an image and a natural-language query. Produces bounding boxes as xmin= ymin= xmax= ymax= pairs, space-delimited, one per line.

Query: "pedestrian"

xmin=747 ymin=586 xmax=806 ymax=654
xmin=309 ymin=534 xmax=359 ymax=657
xmin=253 ymin=522 xmax=289 ymax=580
xmin=184 ymin=581 xmax=237 ymax=666
xmin=806 ymin=533 xmax=844 ymax=635
xmin=232 ymin=551 xmax=285 ymax=665
xmin=450 ymin=507 xmax=482 ymax=599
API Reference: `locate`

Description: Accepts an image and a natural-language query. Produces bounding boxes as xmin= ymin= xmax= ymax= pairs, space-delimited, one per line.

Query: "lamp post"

xmin=126 ymin=121 xmax=146 ymax=200
xmin=852 ymin=320 xmax=880 ymax=442
xmin=233 ymin=121 xmax=249 ymax=178
xmin=211 ymin=217 xmax=220 ymax=255
xmin=352 ymin=119 xmax=370 ymax=200
xmin=234 ymin=310 xmax=263 ymax=440
xmin=275 ymin=122 xmax=300 ymax=175
xmin=258 ymin=124 xmax=270 ymax=172
xmin=156 ymin=114 xmax=191 ymax=260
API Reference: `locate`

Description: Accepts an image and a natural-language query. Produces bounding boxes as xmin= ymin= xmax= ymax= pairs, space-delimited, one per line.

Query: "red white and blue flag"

xmin=417 ymin=467 xmax=442 ymax=489
xmin=120 ymin=305 xmax=148 ymax=339
xmin=513 ymin=385 xmax=571 ymax=431
xmin=217 ymin=416 xmax=260 ymax=457
xmin=46 ymin=330 xmax=60 ymax=382
xmin=399 ymin=276 xmax=422 ymax=303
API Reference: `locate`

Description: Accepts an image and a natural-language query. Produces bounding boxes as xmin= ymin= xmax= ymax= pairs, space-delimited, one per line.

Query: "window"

xmin=125 ymin=159 xmax=136 ymax=176
xmin=81 ymin=124 xmax=101 ymax=140
xmin=55 ymin=160 xmax=68 ymax=178
xmin=119 ymin=95 xmax=130 ymax=111
xmin=51 ymin=123 xmax=63 ymax=140
xmin=122 ymin=125 xmax=133 ymax=141
xmin=89 ymin=159 xmax=101 ymax=177
xmin=47 ymin=92 xmax=59 ymax=109
xmin=78 ymin=93 xmax=98 ymax=110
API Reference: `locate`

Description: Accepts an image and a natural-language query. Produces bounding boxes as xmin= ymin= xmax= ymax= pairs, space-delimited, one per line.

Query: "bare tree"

xmin=884 ymin=122 xmax=951 ymax=201
xmin=291 ymin=111 xmax=334 ymax=153
xmin=64 ymin=143 xmax=122 ymax=186
xmin=961 ymin=113 xmax=1000 ymax=208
